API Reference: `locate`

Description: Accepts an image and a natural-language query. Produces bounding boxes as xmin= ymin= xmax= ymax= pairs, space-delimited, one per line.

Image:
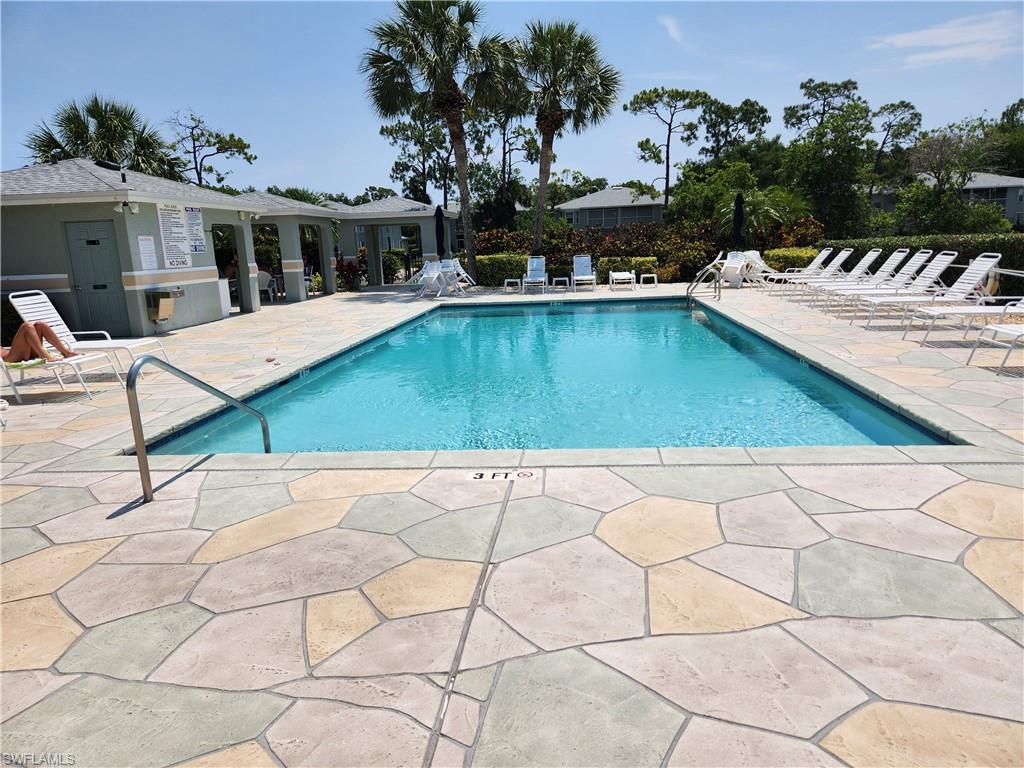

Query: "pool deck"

xmin=1 ymin=284 xmax=1021 ymax=767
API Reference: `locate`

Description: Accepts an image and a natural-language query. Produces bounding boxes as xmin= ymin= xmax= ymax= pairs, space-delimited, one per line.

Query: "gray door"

xmin=65 ymin=221 xmax=131 ymax=336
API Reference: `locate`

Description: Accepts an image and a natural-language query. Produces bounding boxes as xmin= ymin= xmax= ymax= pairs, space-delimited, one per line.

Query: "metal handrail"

xmin=686 ymin=263 xmax=722 ymax=306
xmin=126 ymin=354 xmax=271 ymax=503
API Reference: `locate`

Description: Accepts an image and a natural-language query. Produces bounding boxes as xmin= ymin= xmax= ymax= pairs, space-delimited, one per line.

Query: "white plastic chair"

xmin=763 ymin=248 xmax=833 ymax=292
xmin=609 ymin=270 xmax=636 ymax=290
xmin=966 ymin=323 xmax=1024 ymax=374
xmin=8 ymin=290 xmax=167 ymax=373
xmin=571 ymin=255 xmax=596 ymax=291
xmin=257 ymin=271 xmax=276 ymax=303
xmin=3 ymin=352 xmax=123 ymax=402
xmin=451 ymin=258 xmax=475 ymax=287
xmin=522 ymin=257 xmax=547 ymax=294
xmin=437 ymin=260 xmax=466 ymax=297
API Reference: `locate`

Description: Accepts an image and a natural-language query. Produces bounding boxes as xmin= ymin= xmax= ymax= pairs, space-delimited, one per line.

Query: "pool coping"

xmin=51 ymin=288 xmax=1022 ymax=473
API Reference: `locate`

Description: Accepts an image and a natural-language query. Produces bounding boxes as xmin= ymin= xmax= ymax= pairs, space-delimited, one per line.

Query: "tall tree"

xmin=783 ymin=78 xmax=865 ymax=135
xmin=169 ymin=110 xmax=256 ymax=186
xmin=517 ymin=20 xmax=621 ymax=251
xmin=362 ymin=0 xmax=508 ymax=278
xmin=865 ymin=101 xmax=920 ymax=196
xmin=783 ymin=79 xmax=871 ymax=236
xmin=910 ymin=118 xmax=999 ymax=194
xmin=990 ymin=98 xmax=1024 ymax=177
xmin=379 ymin=103 xmax=446 ymax=204
xmin=622 ymin=88 xmax=705 ymax=205
xmin=698 ymin=97 xmax=770 ymax=161
xmin=25 ymin=94 xmax=184 ymax=180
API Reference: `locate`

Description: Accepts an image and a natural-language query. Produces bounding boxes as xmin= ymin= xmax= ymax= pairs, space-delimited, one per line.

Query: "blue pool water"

xmin=154 ymin=300 xmax=943 ymax=453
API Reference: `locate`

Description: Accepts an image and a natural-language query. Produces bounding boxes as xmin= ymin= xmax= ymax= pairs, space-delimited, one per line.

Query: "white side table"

xmin=551 ymin=276 xmax=570 ymax=291
xmin=504 ymin=278 xmax=521 ymax=293
xmin=639 ymin=273 xmax=658 ymax=288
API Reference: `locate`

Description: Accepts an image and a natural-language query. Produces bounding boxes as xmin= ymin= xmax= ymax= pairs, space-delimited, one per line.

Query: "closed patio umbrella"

xmin=434 ymin=205 xmax=446 ymax=259
xmin=731 ymin=193 xmax=745 ymax=248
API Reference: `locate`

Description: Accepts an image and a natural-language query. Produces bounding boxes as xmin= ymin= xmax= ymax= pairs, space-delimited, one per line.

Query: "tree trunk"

xmin=445 ymin=115 xmax=476 ymax=277
xmin=532 ymin=129 xmax=555 ymax=253
xmin=663 ymin=123 xmax=672 ymax=207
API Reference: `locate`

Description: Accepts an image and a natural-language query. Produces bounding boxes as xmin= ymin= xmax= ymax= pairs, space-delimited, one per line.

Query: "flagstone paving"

xmin=1 ymin=289 xmax=1022 ymax=765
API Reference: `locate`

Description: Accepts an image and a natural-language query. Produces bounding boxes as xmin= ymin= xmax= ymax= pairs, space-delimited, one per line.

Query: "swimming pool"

xmin=153 ymin=300 xmax=943 ymax=453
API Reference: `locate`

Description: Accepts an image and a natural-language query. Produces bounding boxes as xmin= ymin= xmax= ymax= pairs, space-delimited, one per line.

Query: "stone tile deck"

xmin=1 ymin=285 xmax=1022 ymax=766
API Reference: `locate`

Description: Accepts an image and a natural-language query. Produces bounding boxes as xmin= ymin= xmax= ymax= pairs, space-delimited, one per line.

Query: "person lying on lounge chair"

xmin=2 ymin=321 xmax=80 ymax=363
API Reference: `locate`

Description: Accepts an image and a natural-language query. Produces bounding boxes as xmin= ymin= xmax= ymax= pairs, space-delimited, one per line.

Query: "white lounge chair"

xmin=905 ymin=300 xmax=1024 ymax=345
xmin=791 ymin=248 xmax=881 ymax=290
xmin=779 ymin=248 xmax=854 ymax=292
xmin=571 ymin=255 xmax=597 ymax=291
xmin=966 ymin=324 xmax=1024 ymax=374
xmin=3 ymin=352 xmax=123 ymax=403
xmin=762 ymin=248 xmax=833 ymax=292
xmin=9 ymin=289 xmax=168 ymax=372
xmin=415 ymin=261 xmax=442 ymax=296
xmin=451 ymin=258 xmax=475 ymax=287
xmin=827 ymin=250 xmax=955 ymax=321
xmin=720 ymin=252 xmax=752 ymax=288
xmin=522 ymin=256 xmax=547 ymax=294
xmin=436 ymin=259 xmax=466 ymax=297
xmin=609 ymin=270 xmax=636 ymax=290
xmin=818 ymin=249 xmax=933 ymax=310
xmin=858 ymin=253 xmax=1000 ymax=326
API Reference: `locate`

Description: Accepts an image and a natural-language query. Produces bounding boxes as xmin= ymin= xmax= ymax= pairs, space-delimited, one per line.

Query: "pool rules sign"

xmin=157 ymin=203 xmax=206 ymax=268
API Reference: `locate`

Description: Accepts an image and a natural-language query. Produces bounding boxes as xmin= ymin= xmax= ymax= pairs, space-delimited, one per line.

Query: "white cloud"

xmin=657 ymin=15 xmax=684 ymax=46
xmin=870 ymin=10 xmax=1022 ymax=67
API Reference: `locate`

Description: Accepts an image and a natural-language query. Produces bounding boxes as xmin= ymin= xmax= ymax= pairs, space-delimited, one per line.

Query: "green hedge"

xmin=763 ymin=247 xmax=820 ymax=272
xmin=473 ymin=254 xmax=658 ymax=287
xmin=821 ymin=233 xmax=1024 ymax=296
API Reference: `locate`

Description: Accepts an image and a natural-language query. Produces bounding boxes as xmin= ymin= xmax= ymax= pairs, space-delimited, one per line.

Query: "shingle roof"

xmin=235 ymin=190 xmax=338 ymax=218
xmin=0 ymin=158 xmax=263 ymax=210
xmin=962 ymin=172 xmax=1024 ymax=189
xmin=347 ymin=196 xmax=457 ymax=219
xmin=321 ymin=200 xmax=355 ymax=213
xmin=554 ymin=186 xmax=666 ymax=210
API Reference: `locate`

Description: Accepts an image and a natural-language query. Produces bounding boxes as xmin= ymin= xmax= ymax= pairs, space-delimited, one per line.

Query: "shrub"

xmin=475 ymin=253 xmax=528 ymax=287
xmin=821 ymin=233 xmax=1024 ymax=297
xmin=382 ymin=250 xmax=404 ymax=284
xmin=763 ymin=247 xmax=821 ymax=272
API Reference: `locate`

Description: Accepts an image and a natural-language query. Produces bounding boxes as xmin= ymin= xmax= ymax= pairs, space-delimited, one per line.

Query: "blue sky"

xmin=2 ymin=2 xmax=1021 ymax=200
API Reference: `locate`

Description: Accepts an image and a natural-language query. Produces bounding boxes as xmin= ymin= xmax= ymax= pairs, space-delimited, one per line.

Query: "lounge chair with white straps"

xmin=3 ymin=352 xmax=123 ymax=403
xmin=9 ymin=290 xmax=167 ymax=373
xmin=857 ymin=253 xmax=1000 ymax=327
xmin=786 ymin=248 xmax=884 ymax=300
xmin=817 ymin=249 xmax=931 ymax=311
xmin=761 ymin=248 xmax=833 ymax=292
xmin=522 ymin=256 xmax=548 ymax=294
xmin=904 ymin=299 xmax=1024 ymax=345
xmin=966 ymin=324 xmax=1024 ymax=375
xmin=571 ymin=255 xmax=597 ymax=291
xmin=777 ymin=248 xmax=855 ymax=291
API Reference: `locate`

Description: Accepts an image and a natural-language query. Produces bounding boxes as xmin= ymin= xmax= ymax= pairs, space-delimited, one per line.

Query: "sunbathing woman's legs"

xmin=2 ymin=323 xmax=51 ymax=363
xmin=1 ymin=322 xmax=78 ymax=364
xmin=32 ymin=322 xmax=78 ymax=358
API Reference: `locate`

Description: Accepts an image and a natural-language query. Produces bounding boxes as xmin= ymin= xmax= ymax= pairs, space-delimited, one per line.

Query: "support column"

xmin=235 ymin=222 xmax=261 ymax=313
xmin=420 ymin=220 xmax=439 ymax=261
xmin=366 ymin=225 xmax=383 ymax=286
xmin=319 ymin=222 xmax=336 ymax=295
xmin=276 ymin=219 xmax=305 ymax=302
xmin=337 ymin=223 xmax=357 ymax=262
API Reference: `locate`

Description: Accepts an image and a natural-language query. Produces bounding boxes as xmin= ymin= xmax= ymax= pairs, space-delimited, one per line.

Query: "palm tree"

xmin=716 ymin=186 xmax=810 ymax=247
xmin=517 ymin=21 xmax=621 ymax=251
xmin=24 ymin=94 xmax=185 ymax=180
xmin=361 ymin=0 xmax=508 ymax=278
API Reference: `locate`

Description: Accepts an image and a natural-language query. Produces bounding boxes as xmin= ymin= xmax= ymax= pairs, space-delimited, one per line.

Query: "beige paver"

xmin=1 ymin=596 xmax=81 ymax=671
xmin=306 ymin=590 xmax=380 ymax=666
xmin=964 ymin=538 xmax=1024 ymax=611
xmin=0 ymin=537 xmax=123 ymax=602
xmin=648 ymin=560 xmax=805 ymax=633
xmin=820 ymin=701 xmax=1024 ymax=767
xmin=193 ymin=498 xmax=355 ymax=563
xmin=288 ymin=469 xmax=428 ymax=500
xmin=596 ymin=496 xmax=721 ymax=565
xmin=921 ymin=481 xmax=1024 ymax=538
xmin=178 ymin=741 xmax=278 ymax=768
xmin=363 ymin=558 xmax=481 ymax=618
